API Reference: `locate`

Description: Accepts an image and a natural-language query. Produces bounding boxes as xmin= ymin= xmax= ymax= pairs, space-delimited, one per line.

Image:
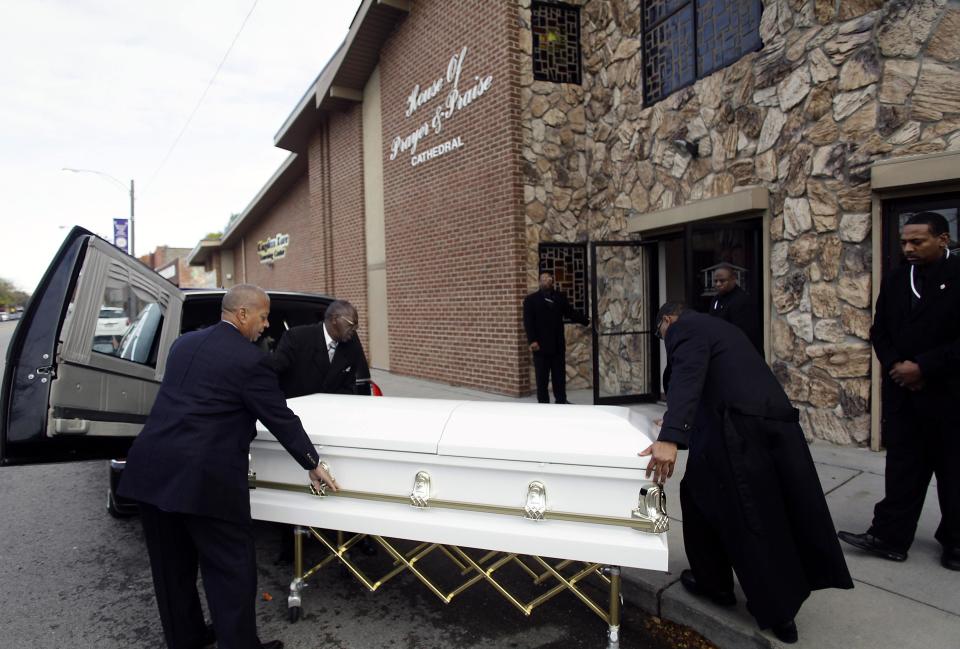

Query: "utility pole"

xmin=129 ymin=179 xmax=135 ymax=258
xmin=62 ymin=167 xmax=136 ymax=256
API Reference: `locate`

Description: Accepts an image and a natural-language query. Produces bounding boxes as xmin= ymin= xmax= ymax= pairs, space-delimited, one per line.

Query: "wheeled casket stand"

xmin=249 ymin=396 xmax=669 ymax=648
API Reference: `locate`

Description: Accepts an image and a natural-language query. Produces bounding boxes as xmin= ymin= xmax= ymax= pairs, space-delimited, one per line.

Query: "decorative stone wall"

xmin=518 ymin=0 xmax=960 ymax=444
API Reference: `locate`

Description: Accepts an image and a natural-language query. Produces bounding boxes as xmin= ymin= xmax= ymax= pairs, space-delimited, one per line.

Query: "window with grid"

xmin=532 ymin=1 xmax=582 ymax=84
xmin=642 ymin=0 xmax=763 ymax=105
xmin=538 ymin=242 xmax=588 ymax=321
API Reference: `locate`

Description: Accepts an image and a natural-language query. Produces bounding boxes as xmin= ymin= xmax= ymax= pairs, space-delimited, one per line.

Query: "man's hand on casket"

xmin=309 ymin=463 xmax=339 ymax=493
xmin=640 ymin=441 xmax=677 ymax=484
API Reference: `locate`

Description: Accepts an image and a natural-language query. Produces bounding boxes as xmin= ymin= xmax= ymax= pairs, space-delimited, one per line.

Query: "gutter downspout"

xmin=242 ymin=236 xmax=248 ymax=283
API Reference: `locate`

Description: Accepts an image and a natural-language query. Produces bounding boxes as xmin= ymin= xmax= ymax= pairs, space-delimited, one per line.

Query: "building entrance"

xmin=649 ymin=216 xmax=764 ymax=398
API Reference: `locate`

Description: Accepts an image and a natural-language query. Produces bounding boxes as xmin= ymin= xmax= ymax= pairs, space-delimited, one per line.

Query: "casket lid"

xmin=275 ymin=394 xmax=458 ymax=454
xmin=261 ymin=396 xmax=661 ymax=467
xmin=437 ymin=402 xmax=659 ymax=468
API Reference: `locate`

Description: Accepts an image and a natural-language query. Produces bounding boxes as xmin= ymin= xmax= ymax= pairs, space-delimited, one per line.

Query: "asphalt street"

xmin=0 ymin=320 xmax=702 ymax=649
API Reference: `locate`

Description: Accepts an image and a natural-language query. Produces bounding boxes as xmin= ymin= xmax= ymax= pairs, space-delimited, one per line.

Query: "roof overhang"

xmin=217 ymin=153 xmax=308 ymax=249
xmin=274 ymin=0 xmax=410 ymax=153
xmin=187 ymin=239 xmax=222 ymax=266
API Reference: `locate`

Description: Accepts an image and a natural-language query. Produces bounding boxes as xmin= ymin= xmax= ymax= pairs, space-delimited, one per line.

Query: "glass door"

xmin=590 ymin=241 xmax=660 ymax=404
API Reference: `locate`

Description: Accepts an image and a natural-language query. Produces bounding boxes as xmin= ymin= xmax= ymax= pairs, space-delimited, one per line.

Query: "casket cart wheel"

xmin=106 ymin=488 xmax=137 ymax=519
xmin=288 ymin=606 xmax=301 ymax=623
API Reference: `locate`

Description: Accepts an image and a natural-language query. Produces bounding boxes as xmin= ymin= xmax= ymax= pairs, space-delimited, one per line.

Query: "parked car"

xmin=0 ymin=312 xmax=8 ymax=322
xmin=92 ymin=306 xmax=129 ymax=353
xmin=0 ymin=227 xmax=378 ymax=518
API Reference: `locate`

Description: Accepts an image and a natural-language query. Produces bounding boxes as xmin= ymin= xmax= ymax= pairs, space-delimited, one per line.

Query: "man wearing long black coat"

xmin=641 ymin=304 xmax=852 ymax=644
xmin=119 ymin=285 xmax=338 ymax=649
xmin=838 ymin=212 xmax=960 ymax=570
xmin=523 ymin=271 xmax=589 ymax=403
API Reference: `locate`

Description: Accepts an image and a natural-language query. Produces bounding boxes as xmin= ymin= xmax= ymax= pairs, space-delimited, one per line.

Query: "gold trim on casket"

xmin=249 ymin=477 xmax=669 ymax=533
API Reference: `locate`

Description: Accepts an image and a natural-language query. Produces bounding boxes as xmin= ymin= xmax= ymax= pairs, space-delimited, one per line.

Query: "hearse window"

xmin=92 ymin=278 xmax=164 ymax=367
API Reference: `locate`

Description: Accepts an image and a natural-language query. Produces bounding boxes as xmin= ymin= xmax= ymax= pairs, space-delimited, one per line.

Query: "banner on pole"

xmin=113 ymin=218 xmax=129 ymax=253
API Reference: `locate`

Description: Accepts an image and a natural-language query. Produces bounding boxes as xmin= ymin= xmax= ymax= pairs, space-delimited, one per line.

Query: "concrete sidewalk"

xmin=370 ymin=369 xmax=960 ymax=649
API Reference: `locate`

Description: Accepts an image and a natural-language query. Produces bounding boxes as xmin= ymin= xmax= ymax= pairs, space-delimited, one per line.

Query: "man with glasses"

xmin=270 ymin=299 xmax=371 ymax=398
xmin=641 ymin=301 xmax=851 ymax=644
xmin=269 ymin=299 xmax=374 ymax=561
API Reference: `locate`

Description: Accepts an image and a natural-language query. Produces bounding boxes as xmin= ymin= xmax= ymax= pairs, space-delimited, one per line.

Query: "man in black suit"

xmin=708 ymin=263 xmax=761 ymax=352
xmin=269 ymin=299 xmax=374 ymax=559
xmin=641 ymin=302 xmax=852 ymax=644
xmin=119 ymin=284 xmax=338 ymax=649
xmin=270 ymin=300 xmax=370 ymax=398
xmin=838 ymin=212 xmax=960 ymax=571
xmin=522 ymin=271 xmax=590 ymax=403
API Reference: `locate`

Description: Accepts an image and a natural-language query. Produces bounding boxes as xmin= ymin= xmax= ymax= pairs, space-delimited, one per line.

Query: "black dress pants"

xmin=533 ymin=352 xmax=566 ymax=403
xmin=139 ymin=503 xmax=262 ymax=649
xmin=869 ymin=406 xmax=960 ymax=552
xmin=680 ymin=478 xmax=735 ymax=593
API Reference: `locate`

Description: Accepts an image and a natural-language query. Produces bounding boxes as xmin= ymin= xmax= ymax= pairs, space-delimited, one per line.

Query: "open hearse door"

xmin=1 ymin=227 xmax=184 ymax=465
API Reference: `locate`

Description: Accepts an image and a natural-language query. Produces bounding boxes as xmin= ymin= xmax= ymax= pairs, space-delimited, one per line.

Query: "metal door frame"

xmin=589 ymin=240 xmax=660 ymax=405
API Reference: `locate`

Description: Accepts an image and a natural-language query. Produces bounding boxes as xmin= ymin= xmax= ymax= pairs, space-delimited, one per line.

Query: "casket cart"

xmin=249 ymin=395 xmax=669 ymax=648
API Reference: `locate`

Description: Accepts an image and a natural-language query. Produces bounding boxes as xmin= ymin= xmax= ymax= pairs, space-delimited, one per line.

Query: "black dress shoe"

xmin=189 ymin=623 xmax=215 ymax=649
xmin=837 ymin=531 xmax=907 ymax=561
xmin=261 ymin=641 xmax=284 ymax=649
xmin=771 ymin=619 xmax=798 ymax=644
xmin=679 ymin=569 xmax=736 ymax=607
xmin=202 ymin=623 xmax=215 ymax=648
xmin=942 ymin=547 xmax=960 ymax=571
xmin=555 ymin=399 xmax=573 ymax=404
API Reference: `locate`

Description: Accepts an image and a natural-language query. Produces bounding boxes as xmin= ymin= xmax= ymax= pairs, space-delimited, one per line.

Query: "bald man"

xmin=119 ymin=284 xmax=337 ymax=649
xmin=708 ymin=264 xmax=761 ymax=352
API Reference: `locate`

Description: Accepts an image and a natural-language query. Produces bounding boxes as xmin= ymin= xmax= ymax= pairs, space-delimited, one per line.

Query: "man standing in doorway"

xmin=641 ymin=302 xmax=852 ymax=644
xmin=523 ymin=271 xmax=590 ymax=404
xmin=119 ymin=284 xmax=339 ymax=649
xmin=708 ymin=263 xmax=761 ymax=352
xmin=838 ymin=211 xmax=960 ymax=571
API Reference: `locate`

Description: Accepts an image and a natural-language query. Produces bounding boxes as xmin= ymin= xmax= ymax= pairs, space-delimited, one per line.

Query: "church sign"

xmin=389 ymin=46 xmax=494 ymax=168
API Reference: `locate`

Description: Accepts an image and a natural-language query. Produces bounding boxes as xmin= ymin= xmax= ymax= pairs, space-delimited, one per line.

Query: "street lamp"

xmin=62 ymin=167 xmax=135 ymax=257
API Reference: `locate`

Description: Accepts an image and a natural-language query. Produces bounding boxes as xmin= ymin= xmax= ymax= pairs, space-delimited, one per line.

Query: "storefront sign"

xmin=389 ymin=46 xmax=493 ymax=167
xmin=257 ymin=233 xmax=289 ymax=264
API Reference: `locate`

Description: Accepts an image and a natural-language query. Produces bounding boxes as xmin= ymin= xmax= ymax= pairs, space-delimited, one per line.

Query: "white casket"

xmin=249 ymin=395 xmax=669 ymax=572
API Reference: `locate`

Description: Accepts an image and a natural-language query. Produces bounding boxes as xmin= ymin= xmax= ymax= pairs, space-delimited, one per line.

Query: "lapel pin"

xmin=941 ymin=284 xmax=947 ymax=290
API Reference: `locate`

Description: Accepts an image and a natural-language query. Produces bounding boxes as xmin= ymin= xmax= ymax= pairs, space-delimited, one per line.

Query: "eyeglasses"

xmin=337 ymin=315 xmax=357 ymax=331
xmin=654 ymin=316 xmax=665 ymax=340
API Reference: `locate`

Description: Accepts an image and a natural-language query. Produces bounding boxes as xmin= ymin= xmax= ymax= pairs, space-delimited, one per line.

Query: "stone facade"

xmin=518 ymin=0 xmax=960 ymax=444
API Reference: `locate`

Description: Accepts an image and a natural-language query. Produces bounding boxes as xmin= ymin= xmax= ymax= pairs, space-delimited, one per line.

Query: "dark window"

xmin=538 ymin=242 xmax=588 ymax=321
xmin=642 ymin=0 xmax=763 ymax=105
xmin=532 ymin=1 xmax=582 ymax=85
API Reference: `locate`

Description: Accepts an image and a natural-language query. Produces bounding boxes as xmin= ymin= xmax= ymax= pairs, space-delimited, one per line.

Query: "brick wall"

xmin=329 ymin=105 xmax=369 ymax=338
xmin=237 ymin=175 xmax=318 ymax=292
xmin=378 ymin=0 xmax=528 ymax=395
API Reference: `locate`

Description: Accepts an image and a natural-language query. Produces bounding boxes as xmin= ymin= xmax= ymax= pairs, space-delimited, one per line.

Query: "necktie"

xmin=328 ymin=341 xmax=337 ymax=362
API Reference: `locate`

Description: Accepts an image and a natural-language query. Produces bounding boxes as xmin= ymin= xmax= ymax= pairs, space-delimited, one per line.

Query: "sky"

xmin=0 ymin=0 xmax=361 ymax=292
